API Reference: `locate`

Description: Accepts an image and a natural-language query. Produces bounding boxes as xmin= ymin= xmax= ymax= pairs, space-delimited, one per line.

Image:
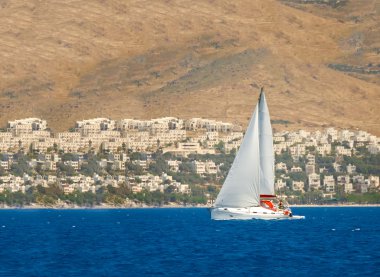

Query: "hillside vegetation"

xmin=0 ymin=0 xmax=379 ymax=134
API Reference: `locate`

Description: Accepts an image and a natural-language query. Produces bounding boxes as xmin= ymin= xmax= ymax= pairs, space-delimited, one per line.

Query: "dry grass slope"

xmin=0 ymin=0 xmax=379 ymax=134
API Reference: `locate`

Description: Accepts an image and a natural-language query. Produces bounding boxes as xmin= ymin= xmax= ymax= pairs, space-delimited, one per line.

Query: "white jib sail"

xmin=258 ymin=91 xmax=275 ymax=196
xmin=214 ymin=104 xmax=260 ymax=208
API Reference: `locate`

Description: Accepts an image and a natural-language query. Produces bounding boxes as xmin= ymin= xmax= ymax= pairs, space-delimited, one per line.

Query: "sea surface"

xmin=0 ymin=207 xmax=379 ymax=276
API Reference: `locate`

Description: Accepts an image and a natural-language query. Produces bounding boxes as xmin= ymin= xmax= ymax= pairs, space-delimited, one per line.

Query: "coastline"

xmin=291 ymin=204 xmax=380 ymax=207
xmin=0 ymin=203 xmax=210 ymax=209
xmin=0 ymin=203 xmax=380 ymax=209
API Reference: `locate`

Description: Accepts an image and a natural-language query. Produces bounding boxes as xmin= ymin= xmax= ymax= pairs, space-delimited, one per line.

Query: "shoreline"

xmin=291 ymin=204 xmax=380 ymax=207
xmin=0 ymin=203 xmax=210 ymax=209
xmin=0 ymin=203 xmax=380 ymax=209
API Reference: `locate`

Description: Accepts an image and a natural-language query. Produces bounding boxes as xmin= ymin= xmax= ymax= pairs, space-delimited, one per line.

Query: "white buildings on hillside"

xmin=347 ymin=164 xmax=356 ymax=174
xmin=305 ymin=163 xmax=315 ymax=175
xmin=275 ymin=179 xmax=286 ymax=190
xmin=316 ymin=144 xmax=332 ymax=156
xmin=1 ymin=119 xmax=380 ymax=198
xmin=8 ymin=118 xmax=47 ymax=135
xmin=290 ymin=166 xmax=302 ymax=173
xmin=337 ymin=175 xmax=355 ymax=193
xmin=323 ymin=175 xmax=335 ymax=193
xmin=292 ymin=181 xmax=305 ymax=193
xmin=191 ymin=160 xmax=217 ymax=175
xmin=289 ymin=144 xmax=306 ymax=161
xmin=167 ymin=160 xmax=182 ymax=172
xmin=308 ymin=173 xmax=321 ymax=191
xmin=76 ymin=118 xmax=116 ymax=135
xmin=276 ymin=162 xmax=288 ymax=172
xmin=185 ymin=118 xmax=236 ymax=132
xmin=336 ymin=146 xmax=352 ymax=156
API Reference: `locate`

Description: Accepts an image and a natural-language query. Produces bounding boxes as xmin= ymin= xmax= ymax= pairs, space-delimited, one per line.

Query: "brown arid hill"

xmin=0 ymin=0 xmax=379 ymax=134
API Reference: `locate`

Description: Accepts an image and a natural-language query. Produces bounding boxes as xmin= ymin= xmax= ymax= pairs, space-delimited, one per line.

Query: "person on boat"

xmin=278 ymin=200 xmax=284 ymax=210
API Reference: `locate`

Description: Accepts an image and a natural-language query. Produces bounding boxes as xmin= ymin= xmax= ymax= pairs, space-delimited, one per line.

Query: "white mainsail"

xmin=214 ymin=103 xmax=261 ymax=208
xmin=258 ymin=91 xmax=275 ymax=196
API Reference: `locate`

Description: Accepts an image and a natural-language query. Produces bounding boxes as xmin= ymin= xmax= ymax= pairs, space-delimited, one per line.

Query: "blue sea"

xmin=0 ymin=207 xmax=379 ymax=276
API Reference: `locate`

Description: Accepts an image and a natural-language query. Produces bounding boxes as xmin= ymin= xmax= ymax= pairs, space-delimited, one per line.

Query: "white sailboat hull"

xmin=211 ymin=206 xmax=304 ymax=220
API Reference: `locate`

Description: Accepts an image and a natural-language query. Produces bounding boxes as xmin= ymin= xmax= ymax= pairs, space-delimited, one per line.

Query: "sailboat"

xmin=211 ymin=88 xmax=304 ymax=220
